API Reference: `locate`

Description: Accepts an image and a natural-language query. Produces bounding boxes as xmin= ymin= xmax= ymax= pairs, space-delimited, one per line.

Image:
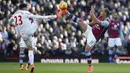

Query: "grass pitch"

xmin=0 ymin=62 xmax=130 ymax=73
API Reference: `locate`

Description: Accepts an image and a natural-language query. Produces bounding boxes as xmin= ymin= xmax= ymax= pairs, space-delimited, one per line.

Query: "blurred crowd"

xmin=0 ymin=0 xmax=130 ymax=57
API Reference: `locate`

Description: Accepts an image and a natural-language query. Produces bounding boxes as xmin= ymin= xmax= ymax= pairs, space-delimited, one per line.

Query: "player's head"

xmin=112 ymin=12 xmax=119 ymax=21
xmin=19 ymin=3 xmax=29 ymax=10
xmin=100 ymin=8 xmax=110 ymax=18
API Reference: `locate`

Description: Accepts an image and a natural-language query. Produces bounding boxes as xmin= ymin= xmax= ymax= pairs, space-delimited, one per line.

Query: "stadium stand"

xmin=0 ymin=0 xmax=130 ymax=57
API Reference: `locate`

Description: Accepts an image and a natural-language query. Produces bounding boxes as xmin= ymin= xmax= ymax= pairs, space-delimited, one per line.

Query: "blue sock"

xmin=19 ymin=52 xmax=25 ymax=65
xmin=88 ymin=57 xmax=92 ymax=66
xmin=81 ymin=51 xmax=91 ymax=56
xmin=81 ymin=51 xmax=92 ymax=66
xmin=114 ymin=49 xmax=120 ymax=59
xmin=109 ymin=50 xmax=114 ymax=63
xmin=116 ymin=49 xmax=120 ymax=54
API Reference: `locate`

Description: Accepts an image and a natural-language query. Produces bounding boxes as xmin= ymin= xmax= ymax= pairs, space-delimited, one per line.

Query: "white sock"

xmin=28 ymin=50 xmax=34 ymax=65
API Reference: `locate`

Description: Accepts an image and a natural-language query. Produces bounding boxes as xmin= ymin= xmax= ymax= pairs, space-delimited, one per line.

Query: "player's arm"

xmin=89 ymin=7 xmax=97 ymax=25
xmin=89 ymin=6 xmax=98 ymax=25
xmin=31 ymin=15 xmax=57 ymax=23
xmin=89 ymin=6 xmax=100 ymax=25
xmin=119 ymin=22 xmax=124 ymax=39
xmin=90 ymin=7 xmax=109 ymax=27
xmin=29 ymin=14 xmax=60 ymax=20
xmin=89 ymin=21 xmax=96 ymax=25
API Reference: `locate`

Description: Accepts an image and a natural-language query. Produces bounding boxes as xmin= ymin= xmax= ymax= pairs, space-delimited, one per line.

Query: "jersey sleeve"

xmin=29 ymin=15 xmax=57 ymax=19
xmin=100 ymin=20 xmax=109 ymax=27
xmin=26 ymin=13 xmax=56 ymax=20
xmin=119 ymin=22 xmax=124 ymax=39
xmin=9 ymin=16 xmax=15 ymax=25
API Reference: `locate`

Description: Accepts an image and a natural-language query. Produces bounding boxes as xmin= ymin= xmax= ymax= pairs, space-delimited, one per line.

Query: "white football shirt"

xmin=9 ymin=10 xmax=57 ymax=36
xmin=10 ymin=10 xmax=38 ymax=36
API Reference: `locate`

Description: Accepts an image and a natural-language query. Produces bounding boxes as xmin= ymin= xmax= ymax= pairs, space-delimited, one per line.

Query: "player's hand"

xmin=90 ymin=6 xmax=95 ymax=15
xmin=91 ymin=6 xmax=95 ymax=13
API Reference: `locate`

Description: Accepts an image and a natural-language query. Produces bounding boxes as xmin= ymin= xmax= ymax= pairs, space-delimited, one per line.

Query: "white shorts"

xmin=82 ymin=25 xmax=96 ymax=47
xmin=19 ymin=36 xmax=37 ymax=49
xmin=108 ymin=37 xmax=122 ymax=47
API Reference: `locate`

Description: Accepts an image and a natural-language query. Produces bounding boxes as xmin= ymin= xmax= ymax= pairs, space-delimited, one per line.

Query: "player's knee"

xmin=78 ymin=20 xmax=87 ymax=31
xmin=85 ymin=45 xmax=93 ymax=52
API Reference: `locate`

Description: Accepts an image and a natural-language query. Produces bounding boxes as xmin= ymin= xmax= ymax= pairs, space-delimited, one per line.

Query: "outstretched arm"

xmin=90 ymin=6 xmax=100 ymax=24
xmin=28 ymin=10 xmax=61 ymax=21
xmin=90 ymin=6 xmax=109 ymax=27
xmin=89 ymin=21 xmax=96 ymax=25
xmin=30 ymin=14 xmax=57 ymax=20
xmin=91 ymin=12 xmax=109 ymax=27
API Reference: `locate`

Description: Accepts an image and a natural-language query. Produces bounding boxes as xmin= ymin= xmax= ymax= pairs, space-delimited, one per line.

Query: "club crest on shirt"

xmin=95 ymin=24 xmax=100 ymax=30
xmin=111 ymin=23 xmax=119 ymax=30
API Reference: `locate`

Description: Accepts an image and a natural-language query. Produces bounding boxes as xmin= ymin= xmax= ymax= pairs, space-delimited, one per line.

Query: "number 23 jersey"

xmin=10 ymin=10 xmax=38 ymax=36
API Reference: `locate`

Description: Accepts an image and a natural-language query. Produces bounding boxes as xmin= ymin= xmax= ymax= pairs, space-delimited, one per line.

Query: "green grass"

xmin=0 ymin=62 xmax=130 ymax=73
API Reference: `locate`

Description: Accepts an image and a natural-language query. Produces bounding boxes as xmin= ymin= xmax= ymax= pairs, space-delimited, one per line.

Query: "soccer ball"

xmin=59 ymin=1 xmax=68 ymax=10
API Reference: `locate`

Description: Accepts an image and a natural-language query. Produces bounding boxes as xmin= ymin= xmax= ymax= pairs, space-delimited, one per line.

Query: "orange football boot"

xmin=88 ymin=66 xmax=93 ymax=73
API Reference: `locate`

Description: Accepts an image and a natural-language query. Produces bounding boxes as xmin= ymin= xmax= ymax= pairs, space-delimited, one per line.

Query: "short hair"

xmin=104 ymin=8 xmax=111 ymax=16
xmin=19 ymin=3 xmax=28 ymax=10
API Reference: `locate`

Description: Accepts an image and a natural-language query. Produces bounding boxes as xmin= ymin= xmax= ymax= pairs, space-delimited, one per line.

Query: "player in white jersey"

xmin=9 ymin=3 xmax=61 ymax=73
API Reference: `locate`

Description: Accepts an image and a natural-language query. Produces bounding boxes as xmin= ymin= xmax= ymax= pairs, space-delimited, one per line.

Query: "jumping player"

xmin=9 ymin=3 xmax=61 ymax=73
xmin=59 ymin=3 xmax=110 ymax=72
xmin=108 ymin=12 xmax=123 ymax=63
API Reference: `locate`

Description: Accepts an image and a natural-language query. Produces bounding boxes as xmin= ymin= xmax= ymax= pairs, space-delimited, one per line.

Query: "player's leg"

xmin=19 ymin=48 xmax=25 ymax=70
xmin=108 ymin=38 xmax=115 ymax=63
xmin=114 ymin=38 xmax=122 ymax=61
xmin=25 ymin=60 xmax=30 ymax=70
xmin=61 ymin=5 xmax=94 ymax=72
xmin=108 ymin=47 xmax=114 ymax=63
xmin=25 ymin=53 xmax=30 ymax=70
xmin=86 ymin=32 xmax=96 ymax=72
xmin=85 ymin=45 xmax=94 ymax=72
xmin=26 ymin=36 xmax=36 ymax=73
xmin=28 ymin=49 xmax=34 ymax=73
xmin=19 ymin=38 xmax=27 ymax=70
xmin=61 ymin=10 xmax=88 ymax=31
xmin=81 ymin=28 xmax=96 ymax=72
